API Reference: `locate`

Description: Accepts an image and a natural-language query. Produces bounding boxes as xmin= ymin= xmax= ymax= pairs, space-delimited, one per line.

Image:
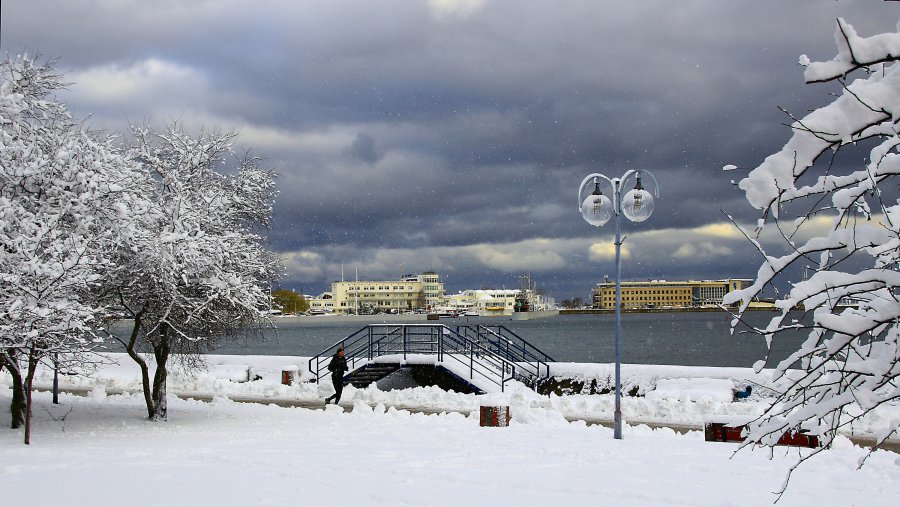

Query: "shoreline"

xmin=264 ymin=307 xmax=763 ymax=324
xmin=264 ymin=310 xmax=561 ymax=324
xmin=114 ymin=308 xmax=782 ymax=327
xmin=559 ymin=307 xmax=773 ymax=315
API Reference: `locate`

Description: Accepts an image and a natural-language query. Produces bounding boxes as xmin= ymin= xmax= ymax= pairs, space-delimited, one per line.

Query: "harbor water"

xmin=188 ymin=311 xmax=806 ymax=368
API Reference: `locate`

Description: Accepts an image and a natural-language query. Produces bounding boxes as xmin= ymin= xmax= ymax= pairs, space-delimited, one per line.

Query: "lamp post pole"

xmin=578 ymin=170 xmax=658 ymax=440
xmin=613 ymin=178 xmax=623 ymax=439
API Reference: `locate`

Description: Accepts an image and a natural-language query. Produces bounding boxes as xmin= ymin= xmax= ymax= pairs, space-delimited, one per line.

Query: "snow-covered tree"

xmin=724 ymin=18 xmax=900 ymax=495
xmin=113 ymin=123 xmax=279 ymax=421
xmin=0 ymin=56 xmax=149 ymax=443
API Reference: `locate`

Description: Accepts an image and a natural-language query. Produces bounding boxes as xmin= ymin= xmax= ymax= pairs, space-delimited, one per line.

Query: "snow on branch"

xmin=802 ymin=18 xmax=900 ymax=83
xmin=726 ymin=17 xmax=900 ymax=496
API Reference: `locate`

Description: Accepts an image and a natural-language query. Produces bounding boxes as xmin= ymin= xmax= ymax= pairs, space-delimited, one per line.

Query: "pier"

xmin=309 ymin=324 xmax=555 ymax=393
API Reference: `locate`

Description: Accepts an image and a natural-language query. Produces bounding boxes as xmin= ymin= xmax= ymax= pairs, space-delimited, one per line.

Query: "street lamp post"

xmin=578 ymin=170 xmax=659 ymax=439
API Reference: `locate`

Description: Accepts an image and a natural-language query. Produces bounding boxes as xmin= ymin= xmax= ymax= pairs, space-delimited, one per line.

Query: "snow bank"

xmin=2 ymin=352 xmax=897 ymax=439
xmin=1 ymin=387 xmax=898 ymax=507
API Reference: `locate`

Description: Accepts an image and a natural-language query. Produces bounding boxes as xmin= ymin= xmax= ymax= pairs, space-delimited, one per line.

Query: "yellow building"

xmin=330 ymin=272 xmax=445 ymax=314
xmin=591 ymin=279 xmax=750 ymax=309
xmin=306 ymin=292 xmax=335 ymax=314
xmin=402 ymin=272 xmax=444 ymax=310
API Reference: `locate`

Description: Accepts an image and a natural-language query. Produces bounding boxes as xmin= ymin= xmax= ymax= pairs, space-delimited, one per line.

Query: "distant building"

xmin=444 ymin=274 xmax=555 ymax=316
xmin=306 ymin=292 xmax=335 ymax=314
xmin=445 ymin=289 xmax=520 ymax=316
xmin=401 ymin=272 xmax=444 ymax=310
xmin=445 ymin=292 xmax=477 ymax=314
xmin=591 ymin=279 xmax=751 ymax=309
xmin=330 ymin=272 xmax=445 ymax=314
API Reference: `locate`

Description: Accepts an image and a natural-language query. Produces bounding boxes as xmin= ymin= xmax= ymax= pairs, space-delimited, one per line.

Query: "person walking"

xmin=324 ymin=346 xmax=348 ymax=404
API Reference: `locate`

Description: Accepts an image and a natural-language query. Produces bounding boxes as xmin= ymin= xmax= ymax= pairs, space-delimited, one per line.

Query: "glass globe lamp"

xmin=622 ymin=177 xmax=654 ymax=222
xmin=581 ymin=183 xmax=613 ymax=227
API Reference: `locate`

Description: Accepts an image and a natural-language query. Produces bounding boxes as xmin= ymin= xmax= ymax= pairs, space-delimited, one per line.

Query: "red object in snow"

xmin=705 ymin=422 xmax=746 ymax=442
xmin=479 ymin=406 xmax=511 ymax=427
xmin=776 ymin=431 xmax=820 ymax=448
xmin=704 ymin=422 xmax=819 ymax=448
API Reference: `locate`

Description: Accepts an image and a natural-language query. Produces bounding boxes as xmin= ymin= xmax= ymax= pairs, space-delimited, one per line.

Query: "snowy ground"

xmin=2 ymin=353 xmax=898 ymax=506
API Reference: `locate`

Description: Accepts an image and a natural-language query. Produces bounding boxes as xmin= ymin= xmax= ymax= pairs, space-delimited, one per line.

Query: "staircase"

xmin=309 ymin=324 xmax=554 ymax=393
xmin=344 ymin=363 xmax=401 ymax=388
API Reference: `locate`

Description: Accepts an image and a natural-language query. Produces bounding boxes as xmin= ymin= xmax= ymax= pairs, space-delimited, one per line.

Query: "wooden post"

xmin=479 ymin=406 xmax=511 ymax=427
xmin=281 ymin=367 xmax=297 ymax=386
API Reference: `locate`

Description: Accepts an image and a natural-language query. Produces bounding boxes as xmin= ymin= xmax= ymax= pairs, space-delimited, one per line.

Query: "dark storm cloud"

xmin=2 ymin=0 xmax=896 ymax=299
xmin=344 ymin=133 xmax=383 ymax=164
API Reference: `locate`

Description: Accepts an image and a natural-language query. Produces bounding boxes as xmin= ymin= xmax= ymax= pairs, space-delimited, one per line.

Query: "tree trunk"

xmin=24 ymin=346 xmax=39 ymax=445
xmin=123 ymin=313 xmax=153 ymax=418
xmin=1 ymin=351 xmax=26 ymax=429
xmin=149 ymin=327 xmax=170 ymax=421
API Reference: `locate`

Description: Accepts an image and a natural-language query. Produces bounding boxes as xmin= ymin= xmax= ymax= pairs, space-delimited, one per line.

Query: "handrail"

xmin=309 ymin=324 xmax=553 ymax=392
xmin=451 ymin=325 xmax=552 ymax=381
xmin=437 ymin=327 xmax=521 ymax=391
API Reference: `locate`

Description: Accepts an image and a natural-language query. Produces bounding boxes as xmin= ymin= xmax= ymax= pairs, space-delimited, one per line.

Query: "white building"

xmin=445 ymin=289 xmax=519 ymax=316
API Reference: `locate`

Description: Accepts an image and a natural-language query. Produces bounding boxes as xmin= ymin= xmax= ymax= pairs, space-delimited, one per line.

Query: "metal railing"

xmin=309 ymin=324 xmax=554 ymax=392
xmin=451 ymin=325 xmax=553 ymax=381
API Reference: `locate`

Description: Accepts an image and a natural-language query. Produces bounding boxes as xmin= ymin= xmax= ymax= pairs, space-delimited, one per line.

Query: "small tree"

xmin=0 ymin=56 xmax=148 ymax=442
xmin=112 ymin=123 xmax=280 ymax=421
xmin=724 ymin=19 xmax=899 ymax=497
xmin=415 ymin=290 xmax=426 ymax=310
xmin=272 ymin=289 xmax=309 ymax=314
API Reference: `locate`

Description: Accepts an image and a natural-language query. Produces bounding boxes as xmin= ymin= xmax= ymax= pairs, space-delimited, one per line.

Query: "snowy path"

xmin=27 ymin=381 xmax=899 ymax=453
xmin=2 ymin=388 xmax=898 ymax=507
xmin=3 ymin=353 xmax=899 ymax=505
xmin=9 ymin=352 xmax=898 ymax=446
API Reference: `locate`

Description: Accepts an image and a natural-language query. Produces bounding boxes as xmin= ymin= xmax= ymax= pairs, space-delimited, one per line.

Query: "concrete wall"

xmin=510 ymin=309 xmax=560 ymax=321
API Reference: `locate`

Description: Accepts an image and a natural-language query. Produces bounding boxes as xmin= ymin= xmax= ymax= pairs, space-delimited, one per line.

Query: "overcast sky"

xmin=2 ymin=1 xmax=897 ymax=300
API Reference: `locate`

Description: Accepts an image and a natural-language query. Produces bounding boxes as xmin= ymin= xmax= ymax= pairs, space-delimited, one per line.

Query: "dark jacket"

xmin=327 ymin=353 xmax=348 ymax=376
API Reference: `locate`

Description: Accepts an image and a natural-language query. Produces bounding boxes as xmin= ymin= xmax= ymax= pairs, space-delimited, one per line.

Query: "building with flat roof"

xmin=401 ymin=272 xmax=444 ymax=310
xmin=330 ymin=272 xmax=445 ymax=314
xmin=445 ymin=289 xmax=520 ymax=316
xmin=306 ymin=292 xmax=335 ymax=314
xmin=591 ymin=278 xmax=751 ymax=309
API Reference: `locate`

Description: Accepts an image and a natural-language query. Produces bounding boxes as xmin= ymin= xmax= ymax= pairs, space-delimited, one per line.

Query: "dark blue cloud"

xmin=1 ymin=0 xmax=895 ymax=300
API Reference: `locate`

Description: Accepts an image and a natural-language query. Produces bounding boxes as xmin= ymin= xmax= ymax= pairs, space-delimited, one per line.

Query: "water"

xmin=193 ymin=311 xmax=805 ymax=368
